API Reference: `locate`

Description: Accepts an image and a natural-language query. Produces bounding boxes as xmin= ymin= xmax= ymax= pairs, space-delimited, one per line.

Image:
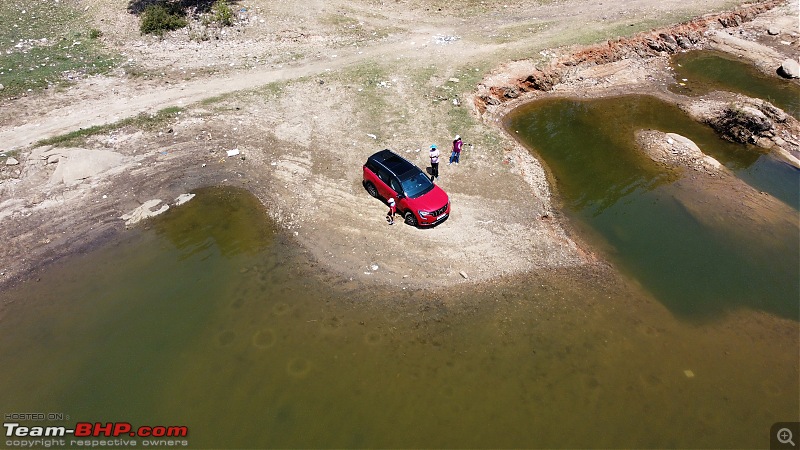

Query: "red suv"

xmin=363 ymin=149 xmax=450 ymax=227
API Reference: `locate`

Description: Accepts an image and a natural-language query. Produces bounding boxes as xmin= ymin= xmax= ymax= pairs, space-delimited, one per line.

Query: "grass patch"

xmin=341 ymin=62 xmax=391 ymax=129
xmin=480 ymin=21 xmax=551 ymax=45
xmin=198 ymin=93 xmax=234 ymax=107
xmin=38 ymin=106 xmax=184 ymax=147
xmin=210 ymin=0 xmax=234 ymax=27
xmin=140 ymin=2 xmax=188 ymax=36
xmin=1 ymin=148 xmax=21 ymax=159
xmin=563 ymin=20 xmax=656 ymax=47
xmin=400 ymin=0 xmax=558 ymax=18
xmin=0 ymin=0 xmax=118 ymax=99
xmin=322 ymin=13 xmax=361 ymax=29
xmin=320 ymin=12 xmax=400 ymax=44
xmin=252 ymin=80 xmax=289 ymax=100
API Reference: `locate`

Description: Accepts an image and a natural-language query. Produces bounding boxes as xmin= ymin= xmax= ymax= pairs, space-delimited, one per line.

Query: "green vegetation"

xmin=319 ymin=11 xmax=399 ymax=44
xmin=481 ymin=22 xmax=551 ymax=45
xmin=139 ymin=2 xmax=188 ymax=36
xmin=38 ymin=106 xmax=184 ymax=147
xmin=0 ymin=0 xmax=118 ymax=98
xmin=563 ymin=20 xmax=657 ymax=47
xmin=210 ymin=0 xmax=234 ymax=26
xmin=2 ymin=148 xmax=20 ymax=160
xmin=335 ymin=62 xmax=391 ymax=129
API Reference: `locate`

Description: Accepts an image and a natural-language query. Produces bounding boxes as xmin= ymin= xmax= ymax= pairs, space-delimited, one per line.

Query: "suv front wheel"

xmin=404 ymin=211 xmax=418 ymax=227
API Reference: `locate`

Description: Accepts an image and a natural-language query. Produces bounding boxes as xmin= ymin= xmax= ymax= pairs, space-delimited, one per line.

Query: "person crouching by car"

xmin=386 ymin=197 xmax=396 ymax=225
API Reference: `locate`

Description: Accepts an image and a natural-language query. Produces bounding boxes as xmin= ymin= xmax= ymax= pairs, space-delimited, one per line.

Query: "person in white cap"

xmin=429 ymin=144 xmax=440 ymax=181
xmin=449 ymin=135 xmax=463 ymax=165
xmin=386 ymin=197 xmax=396 ymax=225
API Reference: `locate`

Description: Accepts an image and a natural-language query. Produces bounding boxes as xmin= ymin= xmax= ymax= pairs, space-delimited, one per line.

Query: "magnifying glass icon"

xmin=778 ymin=428 xmax=796 ymax=446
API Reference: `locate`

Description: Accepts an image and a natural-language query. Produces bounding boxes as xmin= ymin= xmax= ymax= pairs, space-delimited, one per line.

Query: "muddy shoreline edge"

xmin=0 ymin=0 xmax=797 ymax=307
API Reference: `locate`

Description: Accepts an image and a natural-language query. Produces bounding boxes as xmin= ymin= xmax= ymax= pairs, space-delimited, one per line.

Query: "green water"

xmin=670 ymin=50 xmax=800 ymax=118
xmin=505 ymin=96 xmax=799 ymax=321
xmin=667 ymin=50 xmax=800 ymax=210
xmin=1 ymin=187 xmax=797 ymax=448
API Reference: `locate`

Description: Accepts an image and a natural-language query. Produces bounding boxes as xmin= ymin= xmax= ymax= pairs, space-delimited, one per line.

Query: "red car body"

xmin=363 ymin=149 xmax=450 ymax=227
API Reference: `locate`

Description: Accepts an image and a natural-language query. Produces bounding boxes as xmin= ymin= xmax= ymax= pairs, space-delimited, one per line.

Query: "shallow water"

xmin=670 ymin=50 xmax=800 ymax=119
xmin=0 ymin=187 xmax=797 ymax=448
xmin=504 ymin=96 xmax=799 ymax=321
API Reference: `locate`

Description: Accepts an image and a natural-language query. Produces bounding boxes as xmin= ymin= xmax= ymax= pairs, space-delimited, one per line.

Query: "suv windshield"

xmin=400 ymin=170 xmax=434 ymax=198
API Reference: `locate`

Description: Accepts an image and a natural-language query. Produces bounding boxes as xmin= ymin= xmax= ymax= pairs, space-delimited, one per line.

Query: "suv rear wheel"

xmin=364 ymin=181 xmax=379 ymax=198
xmin=404 ymin=211 xmax=418 ymax=227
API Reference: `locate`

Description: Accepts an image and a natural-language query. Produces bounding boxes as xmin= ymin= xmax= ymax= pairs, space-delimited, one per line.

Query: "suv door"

xmin=374 ymin=167 xmax=395 ymax=199
xmin=388 ymin=176 xmax=409 ymax=209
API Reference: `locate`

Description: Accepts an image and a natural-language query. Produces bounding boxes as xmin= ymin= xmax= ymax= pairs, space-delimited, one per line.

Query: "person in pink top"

xmin=449 ymin=135 xmax=462 ymax=165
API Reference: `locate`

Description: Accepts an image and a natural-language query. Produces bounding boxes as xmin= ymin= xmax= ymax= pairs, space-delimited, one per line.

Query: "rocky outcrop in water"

xmin=637 ymin=131 xmax=723 ymax=175
xmin=703 ymin=101 xmax=784 ymax=145
xmin=685 ymin=98 xmax=800 ymax=168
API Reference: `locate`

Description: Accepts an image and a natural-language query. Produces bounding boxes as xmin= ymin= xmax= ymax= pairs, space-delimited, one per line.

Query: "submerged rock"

xmin=174 ymin=193 xmax=196 ymax=206
xmin=121 ymin=200 xmax=169 ymax=227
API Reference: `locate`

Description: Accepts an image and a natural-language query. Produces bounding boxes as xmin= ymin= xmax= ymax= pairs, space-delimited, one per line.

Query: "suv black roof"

xmin=367 ymin=149 xmax=419 ymax=178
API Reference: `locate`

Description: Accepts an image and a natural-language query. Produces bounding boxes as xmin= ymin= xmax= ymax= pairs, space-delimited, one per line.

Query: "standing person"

xmin=449 ymin=135 xmax=463 ymax=165
xmin=429 ymin=144 xmax=440 ymax=181
xmin=386 ymin=197 xmax=396 ymax=225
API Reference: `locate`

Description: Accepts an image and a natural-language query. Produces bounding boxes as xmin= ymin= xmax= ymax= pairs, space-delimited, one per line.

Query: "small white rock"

xmin=5 ymin=157 xmax=19 ymax=166
xmin=459 ymin=271 xmax=469 ymax=279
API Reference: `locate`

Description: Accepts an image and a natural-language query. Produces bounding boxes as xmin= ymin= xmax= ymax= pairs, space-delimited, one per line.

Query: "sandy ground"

xmin=0 ymin=0 xmax=798 ymax=292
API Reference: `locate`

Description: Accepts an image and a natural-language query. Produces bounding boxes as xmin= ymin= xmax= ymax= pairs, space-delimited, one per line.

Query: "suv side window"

xmin=376 ymin=168 xmax=391 ymax=185
xmin=389 ymin=177 xmax=403 ymax=195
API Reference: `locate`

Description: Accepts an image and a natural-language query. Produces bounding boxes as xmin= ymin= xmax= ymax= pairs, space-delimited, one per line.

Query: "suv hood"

xmin=407 ymin=185 xmax=449 ymax=212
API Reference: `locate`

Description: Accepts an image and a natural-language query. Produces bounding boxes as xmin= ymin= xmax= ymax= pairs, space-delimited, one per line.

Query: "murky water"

xmin=670 ymin=50 xmax=800 ymax=119
xmin=504 ymin=96 xmax=799 ymax=321
xmin=0 ymin=187 xmax=797 ymax=448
